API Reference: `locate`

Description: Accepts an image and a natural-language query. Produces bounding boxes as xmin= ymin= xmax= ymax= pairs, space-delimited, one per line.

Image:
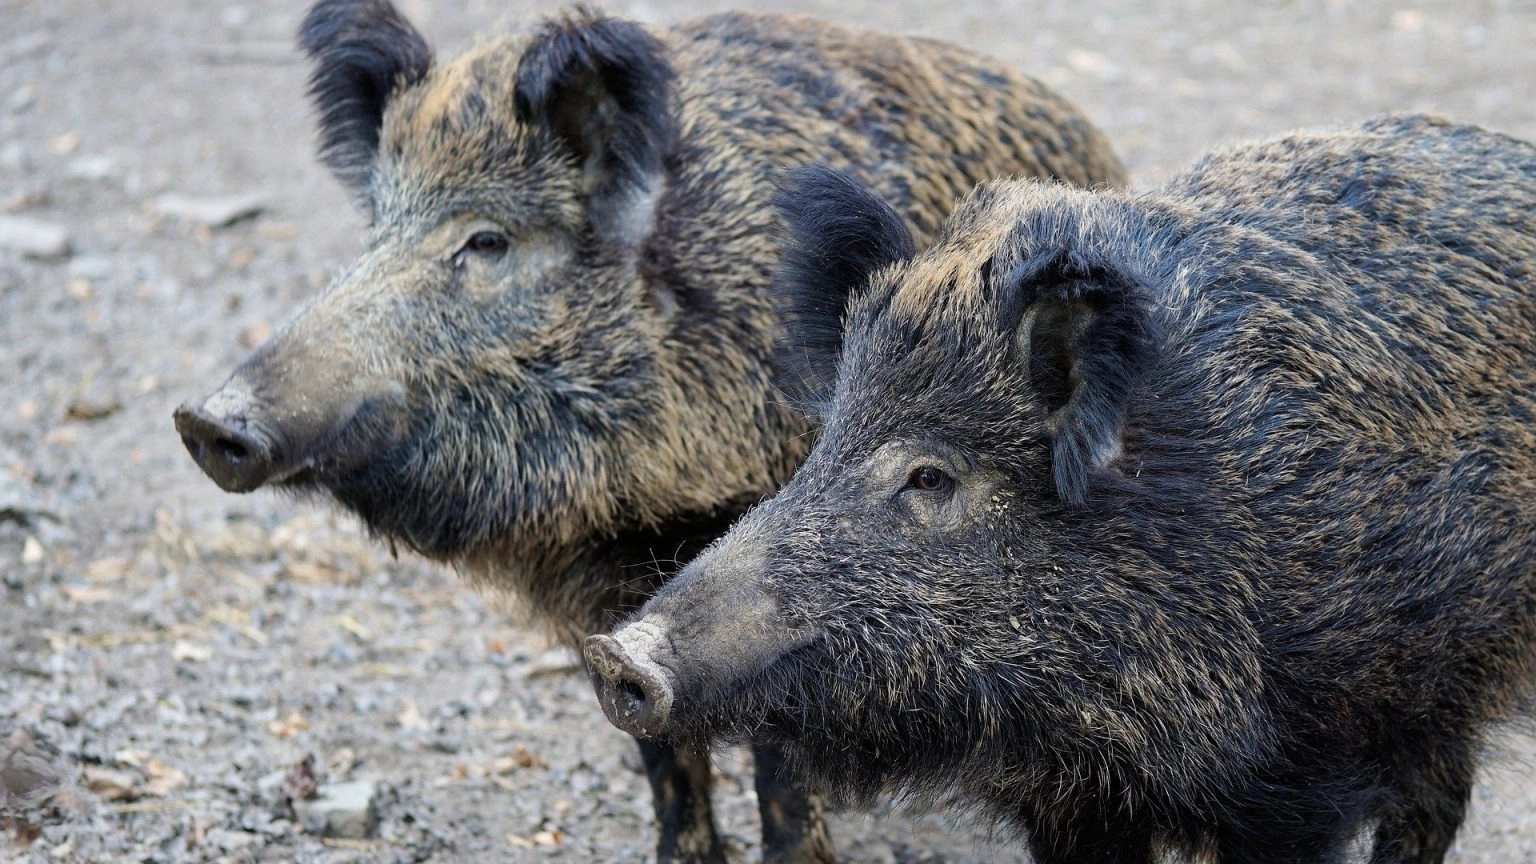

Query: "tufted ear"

xmin=771 ymin=165 xmax=917 ymax=417
xmin=514 ymin=10 xmax=675 ymax=247
xmin=1000 ymin=251 xmax=1159 ymax=505
xmin=298 ymin=0 xmax=432 ymax=200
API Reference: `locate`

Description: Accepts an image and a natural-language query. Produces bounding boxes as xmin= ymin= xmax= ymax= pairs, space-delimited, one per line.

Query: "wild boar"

xmin=588 ymin=115 xmax=1536 ymax=864
xmin=172 ymin=1 xmax=1127 ymax=861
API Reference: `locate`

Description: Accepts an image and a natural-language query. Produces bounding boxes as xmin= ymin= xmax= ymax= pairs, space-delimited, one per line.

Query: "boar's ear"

xmin=1001 ymin=252 xmax=1158 ymax=505
xmin=298 ymin=0 xmax=432 ymax=200
xmin=771 ymin=166 xmax=917 ymax=417
xmin=515 ymin=10 xmax=676 ymax=247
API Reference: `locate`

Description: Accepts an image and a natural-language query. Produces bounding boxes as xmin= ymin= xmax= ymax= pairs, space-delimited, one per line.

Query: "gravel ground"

xmin=2 ymin=1 xmax=1535 ymax=862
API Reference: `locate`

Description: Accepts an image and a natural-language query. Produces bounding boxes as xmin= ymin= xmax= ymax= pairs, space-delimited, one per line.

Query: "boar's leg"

xmin=753 ymin=742 xmax=835 ymax=864
xmin=636 ymin=738 xmax=727 ymax=864
xmin=1021 ymin=802 xmax=1156 ymax=864
xmin=1368 ymin=754 xmax=1474 ymax=864
xmin=1211 ymin=791 xmax=1359 ymax=864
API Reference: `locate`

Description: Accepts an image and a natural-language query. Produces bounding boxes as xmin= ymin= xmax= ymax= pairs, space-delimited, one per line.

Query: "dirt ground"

xmin=3 ymin=0 xmax=1536 ymax=861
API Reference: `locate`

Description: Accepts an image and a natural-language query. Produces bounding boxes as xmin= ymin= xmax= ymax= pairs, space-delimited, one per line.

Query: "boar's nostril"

xmin=172 ymin=403 xmax=280 ymax=494
xmin=618 ymin=677 xmax=648 ymax=707
xmin=211 ymin=435 xmax=253 ymax=466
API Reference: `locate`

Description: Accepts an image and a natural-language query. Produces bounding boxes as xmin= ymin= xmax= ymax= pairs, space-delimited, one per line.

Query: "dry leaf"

xmin=141 ymin=760 xmax=185 ymax=798
xmin=267 ymin=712 xmax=309 ymax=739
xmin=360 ymin=663 xmax=412 ymax=679
xmin=87 ymin=557 xmax=130 ymax=582
xmin=42 ymin=426 xmax=79 ymax=446
xmin=493 ymin=745 xmax=547 ymax=773
xmin=334 ymin=615 xmax=371 ymax=641
xmin=49 ymin=132 xmax=80 ymax=155
xmin=396 ymin=700 xmax=428 ymax=732
xmin=257 ymin=221 xmax=299 ymax=241
xmin=65 ymin=399 xmax=122 ymax=422
xmin=172 ymin=640 xmax=212 ymax=663
xmin=240 ymin=321 xmax=272 ymax=349
xmin=327 ymin=748 xmax=356 ymax=777
xmin=83 ymin=766 xmax=139 ymax=801
xmin=284 ymin=560 xmax=344 ymax=584
xmin=114 ymin=750 xmax=149 ymax=768
xmin=61 ymin=584 xmax=111 ymax=603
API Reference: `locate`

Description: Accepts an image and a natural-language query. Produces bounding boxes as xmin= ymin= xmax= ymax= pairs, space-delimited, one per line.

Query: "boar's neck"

xmin=463 ymin=504 xmax=756 ymax=649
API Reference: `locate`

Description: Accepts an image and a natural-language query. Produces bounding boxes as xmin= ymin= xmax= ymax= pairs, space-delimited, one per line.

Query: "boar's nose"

xmin=585 ymin=633 xmax=676 ymax=739
xmin=172 ymin=402 xmax=282 ymax=494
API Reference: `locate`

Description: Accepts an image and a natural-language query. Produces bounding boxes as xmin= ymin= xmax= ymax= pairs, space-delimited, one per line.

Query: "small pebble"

xmin=66 ymin=255 xmax=111 ymax=281
xmin=65 ymin=155 xmax=117 ymax=181
xmin=154 ymin=192 xmax=265 ymax=228
xmin=296 ymin=780 xmax=379 ymax=839
xmin=0 ymin=215 xmax=70 ymax=259
xmin=0 ymin=142 xmax=29 ymax=171
xmin=6 ymin=84 xmax=36 ymax=114
xmin=47 ymin=132 xmax=79 ymax=156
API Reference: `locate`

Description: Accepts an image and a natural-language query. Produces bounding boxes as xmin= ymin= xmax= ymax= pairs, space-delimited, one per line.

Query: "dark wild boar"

xmin=587 ymin=115 xmax=1536 ymax=864
xmin=171 ymin=1 xmax=1127 ymax=861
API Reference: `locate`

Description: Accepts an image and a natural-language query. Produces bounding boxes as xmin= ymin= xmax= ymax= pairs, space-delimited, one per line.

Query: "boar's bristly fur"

xmin=772 ymin=166 xmax=918 ymax=416
xmin=176 ymin=3 xmax=1127 ymax=863
xmin=512 ymin=10 xmax=675 ymax=244
xmin=593 ymin=116 xmax=1536 ymax=864
xmin=300 ymin=0 xmax=432 ymax=197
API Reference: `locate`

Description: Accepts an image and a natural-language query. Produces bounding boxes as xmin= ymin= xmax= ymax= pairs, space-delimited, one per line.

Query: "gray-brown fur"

xmin=171 ymin=2 xmax=1125 ymax=863
xmin=588 ymin=116 xmax=1536 ymax=864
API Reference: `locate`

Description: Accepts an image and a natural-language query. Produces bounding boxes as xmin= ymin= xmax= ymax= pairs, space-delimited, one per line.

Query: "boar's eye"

xmin=905 ymin=466 xmax=954 ymax=495
xmin=460 ymin=230 xmax=510 ymax=259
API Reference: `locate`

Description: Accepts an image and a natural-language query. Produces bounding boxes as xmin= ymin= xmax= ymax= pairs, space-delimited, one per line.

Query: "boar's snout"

xmin=174 ymin=404 xmax=279 ymax=493
xmin=174 ymin=381 xmax=292 ymax=494
xmin=587 ymin=534 xmax=823 ymax=740
xmin=586 ymin=627 xmax=677 ymax=739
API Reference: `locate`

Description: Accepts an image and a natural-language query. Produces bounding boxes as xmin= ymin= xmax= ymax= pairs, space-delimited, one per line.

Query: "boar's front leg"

xmin=1022 ymin=801 xmax=1157 ymax=864
xmin=636 ymin=738 xmax=727 ymax=864
xmin=753 ymin=742 xmax=835 ymax=863
xmin=1368 ymin=748 xmax=1474 ymax=864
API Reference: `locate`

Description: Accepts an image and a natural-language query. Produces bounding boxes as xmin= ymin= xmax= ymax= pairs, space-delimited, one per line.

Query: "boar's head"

xmin=588 ymin=166 xmax=1267 ymax=802
xmin=175 ymin=0 xmax=796 ymax=567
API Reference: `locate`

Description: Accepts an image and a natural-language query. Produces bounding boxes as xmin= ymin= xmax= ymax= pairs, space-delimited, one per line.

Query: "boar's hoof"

xmin=585 ymin=634 xmax=675 ymax=738
xmin=173 ymin=404 xmax=279 ymax=494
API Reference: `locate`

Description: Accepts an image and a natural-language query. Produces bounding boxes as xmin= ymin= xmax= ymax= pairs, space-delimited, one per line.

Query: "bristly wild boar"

xmin=587 ymin=115 xmax=1536 ymax=864
xmin=170 ymin=1 xmax=1127 ymax=861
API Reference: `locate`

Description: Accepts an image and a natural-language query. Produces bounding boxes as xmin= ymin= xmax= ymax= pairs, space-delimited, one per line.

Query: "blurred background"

xmin=2 ymin=0 xmax=1534 ymax=861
